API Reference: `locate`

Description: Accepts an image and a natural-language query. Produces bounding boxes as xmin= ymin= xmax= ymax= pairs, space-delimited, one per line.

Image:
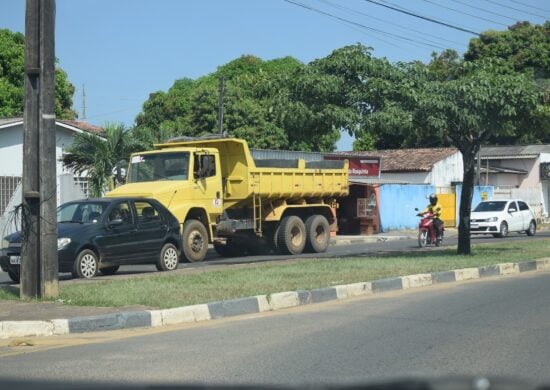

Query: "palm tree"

xmin=62 ymin=123 xmax=142 ymax=197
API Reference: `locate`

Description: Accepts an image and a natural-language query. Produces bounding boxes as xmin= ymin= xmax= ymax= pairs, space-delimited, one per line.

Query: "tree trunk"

xmin=457 ymin=144 xmax=478 ymax=255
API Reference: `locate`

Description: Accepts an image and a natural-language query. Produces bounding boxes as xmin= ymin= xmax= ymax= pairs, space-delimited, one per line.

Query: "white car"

xmin=470 ymin=199 xmax=537 ymax=238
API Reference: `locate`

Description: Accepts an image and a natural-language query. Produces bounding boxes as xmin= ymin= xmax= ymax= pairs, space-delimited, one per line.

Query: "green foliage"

xmin=0 ymin=28 xmax=76 ymax=119
xmin=62 ymin=124 xmax=142 ymax=197
xmin=465 ymin=21 xmax=550 ymax=79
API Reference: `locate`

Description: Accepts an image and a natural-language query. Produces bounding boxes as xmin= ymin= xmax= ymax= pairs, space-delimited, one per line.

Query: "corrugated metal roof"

xmin=251 ymin=148 xmax=323 ymax=161
xmin=480 ymin=145 xmax=550 ymax=158
xmin=350 ymin=177 xmax=409 ymax=185
xmin=345 ymin=148 xmax=458 ymax=172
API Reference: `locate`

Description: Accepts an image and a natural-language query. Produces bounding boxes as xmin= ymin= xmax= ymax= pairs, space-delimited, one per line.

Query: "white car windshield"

xmin=473 ymin=201 xmax=507 ymax=212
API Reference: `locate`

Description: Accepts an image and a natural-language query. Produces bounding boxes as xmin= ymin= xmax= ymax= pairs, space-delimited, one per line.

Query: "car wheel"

xmin=304 ymin=215 xmax=330 ymax=253
xmin=8 ymin=269 xmax=20 ymax=283
xmin=497 ymin=221 xmax=508 ymax=238
xmin=72 ymin=249 xmax=98 ymax=279
xmin=526 ymin=220 xmax=536 ymax=236
xmin=157 ymin=242 xmax=179 ymax=271
xmin=99 ymin=265 xmax=119 ymax=276
xmin=277 ymin=215 xmax=306 ymax=255
xmin=181 ymin=220 xmax=208 ymax=262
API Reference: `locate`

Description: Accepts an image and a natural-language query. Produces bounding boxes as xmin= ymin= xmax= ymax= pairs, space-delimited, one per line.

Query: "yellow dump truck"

xmin=107 ymin=136 xmax=349 ymax=262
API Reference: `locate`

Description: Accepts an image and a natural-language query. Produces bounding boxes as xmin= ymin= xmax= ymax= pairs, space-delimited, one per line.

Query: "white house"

xmin=0 ymin=117 xmax=104 ymax=230
xmin=478 ymin=145 xmax=550 ymax=219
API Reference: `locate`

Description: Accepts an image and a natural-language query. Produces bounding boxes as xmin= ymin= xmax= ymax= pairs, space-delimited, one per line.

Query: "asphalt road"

xmin=1 ymin=231 xmax=549 ymax=284
xmin=1 ymin=271 xmax=549 ymax=388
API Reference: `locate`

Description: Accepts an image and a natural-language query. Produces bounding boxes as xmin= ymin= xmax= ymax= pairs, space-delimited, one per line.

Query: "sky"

xmin=1 ymin=0 xmax=549 ymax=151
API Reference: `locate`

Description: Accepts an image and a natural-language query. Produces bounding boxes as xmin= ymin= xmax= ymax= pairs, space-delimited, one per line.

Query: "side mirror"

xmin=108 ymin=219 xmax=123 ymax=227
xmin=509 ymin=208 xmax=517 ymax=213
xmin=113 ymin=160 xmax=128 ymax=185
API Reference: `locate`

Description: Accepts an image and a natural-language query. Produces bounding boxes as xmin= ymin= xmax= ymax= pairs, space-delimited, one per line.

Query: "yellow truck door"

xmin=191 ymin=151 xmax=224 ymax=224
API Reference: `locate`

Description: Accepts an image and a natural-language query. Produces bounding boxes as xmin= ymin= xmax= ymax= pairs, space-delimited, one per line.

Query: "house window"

xmin=0 ymin=176 xmax=22 ymax=216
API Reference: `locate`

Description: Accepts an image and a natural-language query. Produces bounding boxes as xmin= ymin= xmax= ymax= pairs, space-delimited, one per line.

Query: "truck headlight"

xmin=1 ymin=239 xmax=8 ymax=249
xmin=57 ymin=237 xmax=71 ymax=250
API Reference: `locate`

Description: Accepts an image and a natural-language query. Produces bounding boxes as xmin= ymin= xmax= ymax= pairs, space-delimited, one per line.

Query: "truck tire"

xmin=277 ymin=215 xmax=306 ymax=255
xmin=304 ymin=215 xmax=330 ymax=253
xmin=182 ymin=219 xmax=208 ymax=262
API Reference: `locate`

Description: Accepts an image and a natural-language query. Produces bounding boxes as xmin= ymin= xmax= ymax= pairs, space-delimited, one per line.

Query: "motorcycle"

xmin=415 ymin=208 xmax=444 ymax=248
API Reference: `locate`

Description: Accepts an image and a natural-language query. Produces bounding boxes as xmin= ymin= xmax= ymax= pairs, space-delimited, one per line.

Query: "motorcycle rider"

xmin=422 ymin=193 xmax=444 ymax=240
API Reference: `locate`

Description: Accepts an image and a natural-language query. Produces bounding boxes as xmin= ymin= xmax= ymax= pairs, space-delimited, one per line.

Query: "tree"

xmin=464 ymin=21 xmax=550 ymax=80
xmin=0 ymin=28 xmax=76 ymax=118
xmin=415 ymin=60 xmax=543 ymax=254
xmin=62 ymin=124 xmax=141 ymax=197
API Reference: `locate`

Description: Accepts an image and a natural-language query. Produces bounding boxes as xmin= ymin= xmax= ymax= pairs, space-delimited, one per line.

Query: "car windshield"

xmin=128 ymin=152 xmax=190 ymax=183
xmin=473 ymin=201 xmax=507 ymax=212
xmin=57 ymin=201 xmax=108 ymax=224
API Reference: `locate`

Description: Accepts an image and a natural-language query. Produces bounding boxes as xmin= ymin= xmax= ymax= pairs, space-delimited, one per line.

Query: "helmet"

xmin=429 ymin=193 xmax=438 ymax=206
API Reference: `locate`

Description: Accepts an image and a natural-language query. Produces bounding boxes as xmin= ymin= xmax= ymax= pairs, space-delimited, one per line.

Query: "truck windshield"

xmin=128 ymin=152 xmax=190 ymax=183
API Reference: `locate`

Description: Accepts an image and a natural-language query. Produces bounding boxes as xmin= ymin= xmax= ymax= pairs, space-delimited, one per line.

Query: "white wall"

xmin=0 ymin=124 xmax=24 ymax=176
xmin=382 ymin=151 xmax=463 ymax=186
xmin=0 ymin=123 xmax=80 ymax=177
xmin=383 ymin=171 xmax=430 ymax=184
xmin=430 ymin=152 xmax=463 ymax=186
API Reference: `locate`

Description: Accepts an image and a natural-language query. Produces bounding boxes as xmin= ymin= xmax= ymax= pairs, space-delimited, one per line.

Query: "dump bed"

xmin=155 ymin=137 xmax=349 ymax=203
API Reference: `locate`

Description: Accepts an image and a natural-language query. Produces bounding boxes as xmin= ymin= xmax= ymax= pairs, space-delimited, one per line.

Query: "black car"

xmin=0 ymin=197 xmax=181 ymax=282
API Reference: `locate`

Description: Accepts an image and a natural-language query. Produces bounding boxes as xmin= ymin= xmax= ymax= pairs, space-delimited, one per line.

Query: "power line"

xmin=482 ymin=0 xmax=548 ymax=20
xmin=423 ymin=0 xmax=508 ymax=27
xmin=450 ymin=0 xmax=524 ymax=22
xmin=283 ymin=0 xmax=448 ymax=49
xmin=364 ymin=0 xmax=481 ymax=36
xmin=508 ymin=0 xmax=550 ymax=16
xmin=318 ymin=0 xmax=467 ymax=48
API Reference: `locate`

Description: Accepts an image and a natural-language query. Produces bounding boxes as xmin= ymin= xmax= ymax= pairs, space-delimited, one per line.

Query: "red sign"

xmin=324 ymin=156 xmax=380 ymax=178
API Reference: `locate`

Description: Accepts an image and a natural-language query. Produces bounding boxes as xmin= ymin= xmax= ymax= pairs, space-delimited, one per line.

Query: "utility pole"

xmin=217 ymin=75 xmax=225 ymax=135
xmin=81 ymin=84 xmax=86 ymax=120
xmin=21 ymin=0 xmax=58 ymax=299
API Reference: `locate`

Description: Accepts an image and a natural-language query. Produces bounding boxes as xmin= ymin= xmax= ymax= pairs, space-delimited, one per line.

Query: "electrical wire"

xmin=508 ymin=0 xmax=550 ymax=16
xmin=363 ymin=0 xmax=481 ymax=35
xmin=318 ymin=0 xmax=467 ymax=48
xmin=450 ymin=0 xmax=525 ymax=22
xmin=283 ymin=0 xmax=449 ymax=49
xmin=482 ymin=0 xmax=548 ymax=20
xmin=423 ymin=0 xmax=508 ymax=27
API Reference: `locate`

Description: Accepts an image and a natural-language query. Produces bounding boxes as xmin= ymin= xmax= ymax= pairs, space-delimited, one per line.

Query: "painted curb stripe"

xmin=1 ymin=259 xmax=549 ymax=339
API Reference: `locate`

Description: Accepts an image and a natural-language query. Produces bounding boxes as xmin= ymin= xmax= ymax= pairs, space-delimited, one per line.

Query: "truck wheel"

xmin=182 ymin=220 xmax=208 ymax=262
xmin=277 ymin=215 xmax=306 ymax=255
xmin=304 ymin=215 xmax=330 ymax=253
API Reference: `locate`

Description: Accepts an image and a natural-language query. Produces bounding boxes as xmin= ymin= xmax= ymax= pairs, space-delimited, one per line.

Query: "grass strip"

xmin=1 ymin=238 xmax=549 ymax=309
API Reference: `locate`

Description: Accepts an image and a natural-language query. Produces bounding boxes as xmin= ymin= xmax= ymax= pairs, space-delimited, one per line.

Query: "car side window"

xmin=518 ymin=201 xmax=529 ymax=211
xmin=109 ymin=202 xmax=133 ymax=224
xmin=135 ymin=201 xmax=162 ymax=225
xmin=508 ymin=202 xmax=517 ymax=212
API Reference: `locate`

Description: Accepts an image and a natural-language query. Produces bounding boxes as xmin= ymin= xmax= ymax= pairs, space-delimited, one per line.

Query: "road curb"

xmin=2 ymin=257 xmax=550 ymax=339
